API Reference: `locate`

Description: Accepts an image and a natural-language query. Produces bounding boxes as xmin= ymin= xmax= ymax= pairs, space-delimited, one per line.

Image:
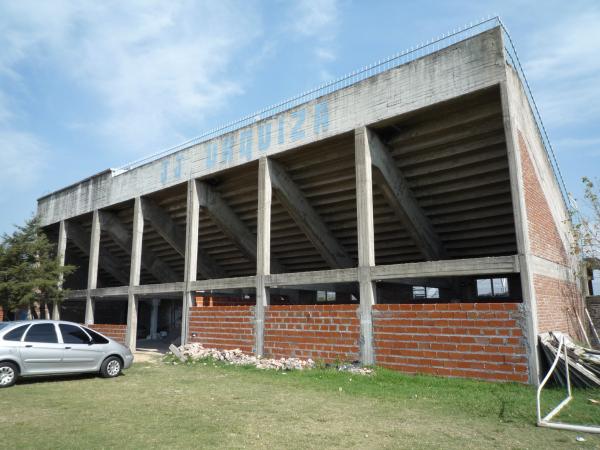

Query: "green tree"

xmin=572 ymin=177 xmax=600 ymax=268
xmin=0 ymin=216 xmax=75 ymax=318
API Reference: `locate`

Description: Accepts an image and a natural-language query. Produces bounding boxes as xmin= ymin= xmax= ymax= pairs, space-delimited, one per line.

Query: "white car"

xmin=0 ymin=320 xmax=134 ymax=388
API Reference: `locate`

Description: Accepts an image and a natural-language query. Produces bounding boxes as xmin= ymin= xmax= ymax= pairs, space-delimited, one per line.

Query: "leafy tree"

xmin=571 ymin=177 xmax=600 ymax=268
xmin=0 ymin=216 xmax=75 ymax=318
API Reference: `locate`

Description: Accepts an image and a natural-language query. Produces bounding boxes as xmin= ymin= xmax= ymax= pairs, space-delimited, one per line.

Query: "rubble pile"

xmin=169 ymin=343 xmax=374 ymax=375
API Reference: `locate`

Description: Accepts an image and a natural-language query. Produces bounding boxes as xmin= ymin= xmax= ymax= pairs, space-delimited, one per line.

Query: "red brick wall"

xmin=188 ymin=306 xmax=254 ymax=353
xmin=88 ymin=324 xmax=127 ymax=344
xmin=0 ymin=306 xmax=4 ymax=321
xmin=373 ymin=303 xmax=529 ymax=383
xmin=534 ymin=274 xmax=582 ymax=339
xmin=519 ymin=132 xmax=569 ymax=265
xmin=264 ymin=305 xmax=360 ymax=362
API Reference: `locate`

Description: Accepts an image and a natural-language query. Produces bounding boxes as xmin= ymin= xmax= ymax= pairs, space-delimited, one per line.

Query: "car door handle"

xmin=65 ymin=347 xmax=72 ymax=350
xmin=25 ymin=344 xmax=33 ymax=348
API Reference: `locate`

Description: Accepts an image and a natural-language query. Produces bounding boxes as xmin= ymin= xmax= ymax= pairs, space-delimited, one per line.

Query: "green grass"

xmin=0 ymin=358 xmax=599 ymax=449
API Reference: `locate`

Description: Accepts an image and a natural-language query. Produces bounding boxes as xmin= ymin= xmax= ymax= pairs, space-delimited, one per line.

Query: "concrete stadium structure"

xmin=34 ymin=20 xmax=585 ymax=384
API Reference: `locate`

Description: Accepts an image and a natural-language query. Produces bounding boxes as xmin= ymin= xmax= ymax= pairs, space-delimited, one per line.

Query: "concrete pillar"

xmin=54 ymin=220 xmax=67 ymax=320
xmin=85 ymin=210 xmax=100 ymax=325
xmin=126 ymin=198 xmax=143 ymax=351
xmin=182 ymin=180 xmax=201 ymax=346
xmin=255 ymin=157 xmax=272 ymax=356
xmin=500 ymin=81 xmax=539 ymax=384
xmin=355 ymin=127 xmax=376 ymax=365
xmin=150 ymin=298 xmax=160 ymax=339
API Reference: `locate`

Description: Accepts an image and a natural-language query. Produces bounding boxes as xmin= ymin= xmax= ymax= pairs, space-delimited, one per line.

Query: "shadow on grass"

xmin=16 ymin=372 xmax=127 ymax=387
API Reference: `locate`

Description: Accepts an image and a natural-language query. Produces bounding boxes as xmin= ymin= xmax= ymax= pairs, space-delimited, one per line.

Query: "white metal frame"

xmin=536 ymin=335 xmax=600 ymax=434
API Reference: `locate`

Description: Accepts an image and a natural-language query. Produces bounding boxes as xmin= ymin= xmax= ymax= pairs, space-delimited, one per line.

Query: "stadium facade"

xmin=34 ymin=19 xmax=585 ymax=384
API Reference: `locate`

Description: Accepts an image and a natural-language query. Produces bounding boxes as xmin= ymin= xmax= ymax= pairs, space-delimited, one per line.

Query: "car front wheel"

xmin=0 ymin=362 xmax=18 ymax=388
xmin=100 ymin=356 xmax=122 ymax=378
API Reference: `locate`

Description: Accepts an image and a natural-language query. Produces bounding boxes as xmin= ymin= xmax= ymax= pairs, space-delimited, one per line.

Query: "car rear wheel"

xmin=100 ymin=356 xmax=122 ymax=378
xmin=0 ymin=362 xmax=18 ymax=388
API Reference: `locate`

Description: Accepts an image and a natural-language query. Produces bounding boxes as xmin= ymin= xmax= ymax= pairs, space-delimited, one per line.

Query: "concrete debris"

xmin=171 ymin=343 xmax=374 ymax=375
xmin=337 ymin=362 xmax=374 ymax=376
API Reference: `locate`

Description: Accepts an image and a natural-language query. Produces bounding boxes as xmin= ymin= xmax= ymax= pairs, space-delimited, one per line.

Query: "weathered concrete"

xmin=255 ymin=157 xmax=272 ymax=356
xmin=499 ymin=79 xmax=540 ymax=384
xmin=126 ymin=198 xmax=144 ymax=351
xmin=368 ymin=128 xmax=445 ymax=261
xmin=371 ymin=256 xmax=519 ymax=280
xmin=141 ymin=197 xmax=224 ymax=279
xmin=33 ymin=26 xmax=579 ymax=386
xmin=355 ymin=127 xmax=375 ymax=365
xmin=54 ymin=220 xmax=67 ymax=320
xmin=182 ymin=180 xmax=200 ymax=346
xmin=37 ymin=28 xmax=506 ymax=226
xmin=99 ymin=210 xmax=178 ymax=283
xmin=270 ymin=159 xmax=354 ymax=269
xmin=85 ymin=210 xmax=100 ymax=324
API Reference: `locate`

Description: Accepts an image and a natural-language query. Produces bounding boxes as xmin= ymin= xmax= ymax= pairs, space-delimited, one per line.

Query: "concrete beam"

xmin=367 ymin=128 xmax=446 ymax=261
xmin=530 ymin=256 xmax=573 ymax=282
xmin=198 ymin=180 xmax=286 ymax=273
xmin=140 ymin=197 xmax=224 ymax=279
xmin=265 ymin=268 xmax=358 ymax=286
xmin=63 ymin=289 xmax=87 ymax=299
xmin=90 ymin=286 xmax=129 ymax=298
xmin=66 ymin=220 xmax=129 ymax=285
xmin=269 ymin=159 xmax=354 ymax=269
xmin=133 ymin=282 xmax=185 ymax=297
xmin=189 ymin=276 xmax=257 ymax=291
xmin=371 ymin=255 xmax=520 ymax=280
xmin=99 ymin=210 xmax=179 ymax=283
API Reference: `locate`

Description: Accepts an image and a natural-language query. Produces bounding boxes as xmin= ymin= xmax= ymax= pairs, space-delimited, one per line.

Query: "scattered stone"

xmin=170 ymin=343 xmax=374 ymax=375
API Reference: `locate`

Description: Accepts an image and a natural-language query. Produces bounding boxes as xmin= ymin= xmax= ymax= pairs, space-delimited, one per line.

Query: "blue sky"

xmin=0 ymin=0 xmax=599 ymax=235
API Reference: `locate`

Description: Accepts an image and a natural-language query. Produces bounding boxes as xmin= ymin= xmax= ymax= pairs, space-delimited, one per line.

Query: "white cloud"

xmin=0 ymin=130 xmax=47 ymax=196
xmin=0 ymin=1 xmax=263 ymax=163
xmin=521 ymin=7 xmax=600 ymax=127
xmin=290 ymin=0 xmax=339 ymax=38
xmin=287 ymin=0 xmax=340 ymax=70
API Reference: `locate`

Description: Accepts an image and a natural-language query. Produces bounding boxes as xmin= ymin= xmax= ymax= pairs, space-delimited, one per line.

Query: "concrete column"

xmin=54 ymin=220 xmax=67 ymax=320
xmin=150 ymin=298 xmax=160 ymax=339
xmin=255 ymin=157 xmax=272 ymax=356
xmin=500 ymin=80 xmax=539 ymax=384
xmin=126 ymin=198 xmax=144 ymax=351
xmin=182 ymin=180 xmax=201 ymax=346
xmin=85 ymin=210 xmax=100 ymax=325
xmin=355 ymin=127 xmax=376 ymax=365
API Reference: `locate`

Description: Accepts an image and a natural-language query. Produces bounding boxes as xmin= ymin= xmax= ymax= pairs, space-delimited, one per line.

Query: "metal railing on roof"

xmin=498 ymin=18 xmax=570 ymax=211
xmin=114 ymin=16 xmax=569 ymax=211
